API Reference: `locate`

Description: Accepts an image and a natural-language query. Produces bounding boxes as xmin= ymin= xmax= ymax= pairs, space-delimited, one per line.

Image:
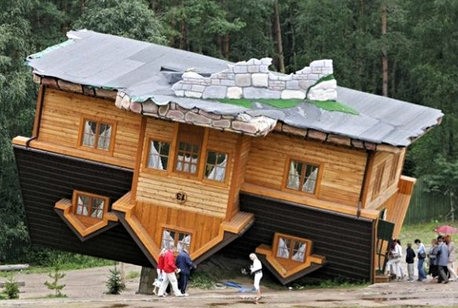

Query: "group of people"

xmin=154 ymin=245 xmax=264 ymax=301
xmin=154 ymin=243 xmax=195 ymax=297
xmin=387 ymin=235 xmax=456 ymax=284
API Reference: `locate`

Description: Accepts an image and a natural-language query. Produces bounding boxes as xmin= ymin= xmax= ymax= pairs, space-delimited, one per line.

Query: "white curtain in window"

xmin=161 ymin=230 xmax=173 ymax=249
xmin=76 ymin=196 xmax=88 ymax=215
xmin=97 ymin=124 xmax=111 ymax=149
xmin=207 ymin=157 xmax=226 ymax=181
xmin=177 ymin=234 xmax=191 ymax=252
xmin=176 ymin=155 xmax=197 ymax=173
xmin=277 ymin=238 xmax=290 ymax=258
xmin=302 ymin=168 xmax=317 ymax=193
xmin=292 ymin=243 xmax=306 ymax=262
xmin=148 ymin=142 xmax=164 ymax=170
xmin=83 ymin=121 xmax=95 ymax=146
xmin=91 ymin=199 xmax=104 ymax=219
xmin=287 ymin=161 xmax=300 ymax=189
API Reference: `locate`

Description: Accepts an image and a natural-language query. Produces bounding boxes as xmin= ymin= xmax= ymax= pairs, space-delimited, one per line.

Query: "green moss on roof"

xmin=217 ymin=98 xmax=302 ymax=109
xmin=308 ymin=100 xmax=359 ymax=115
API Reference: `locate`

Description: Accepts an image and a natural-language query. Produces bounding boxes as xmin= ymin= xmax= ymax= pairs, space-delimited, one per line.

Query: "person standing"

xmin=437 ymin=235 xmax=449 ymax=284
xmin=414 ymin=239 xmax=427 ymax=281
xmin=390 ymin=239 xmax=403 ymax=280
xmin=428 ymin=238 xmax=439 ymax=281
xmin=405 ymin=243 xmax=415 ymax=282
xmin=154 ymin=248 xmax=166 ymax=295
xmin=444 ymin=235 xmax=457 ymax=281
xmin=157 ymin=243 xmax=184 ymax=297
xmin=176 ymin=248 xmax=195 ymax=295
xmin=249 ymin=253 xmax=263 ymax=302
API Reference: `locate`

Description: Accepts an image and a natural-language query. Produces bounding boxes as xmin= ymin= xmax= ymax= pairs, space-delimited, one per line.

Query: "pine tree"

xmin=44 ymin=264 xmax=66 ymax=297
xmin=106 ymin=265 xmax=126 ymax=294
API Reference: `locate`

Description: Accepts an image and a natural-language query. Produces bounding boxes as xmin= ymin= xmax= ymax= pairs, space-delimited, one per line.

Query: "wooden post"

xmin=137 ymin=266 xmax=155 ymax=295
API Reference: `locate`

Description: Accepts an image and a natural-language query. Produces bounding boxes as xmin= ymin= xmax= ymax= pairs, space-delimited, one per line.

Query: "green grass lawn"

xmin=399 ymin=220 xmax=458 ymax=247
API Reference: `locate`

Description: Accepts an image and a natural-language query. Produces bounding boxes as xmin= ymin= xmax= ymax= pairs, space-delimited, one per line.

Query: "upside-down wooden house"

xmin=13 ymin=30 xmax=443 ymax=284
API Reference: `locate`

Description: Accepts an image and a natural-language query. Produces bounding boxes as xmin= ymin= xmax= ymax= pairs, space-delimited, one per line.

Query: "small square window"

xmin=74 ymin=191 xmax=108 ymax=220
xmin=205 ymin=151 xmax=227 ymax=182
xmin=176 ymin=142 xmax=200 ymax=174
xmin=287 ymin=160 xmax=319 ymax=193
xmin=81 ymin=119 xmax=113 ymax=151
xmin=161 ymin=229 xmax=192 ymax=252
xmin=147 ymin=140 xmax=170 ymax=170
xmin=275 ymin=234 xmax=308 ymax=263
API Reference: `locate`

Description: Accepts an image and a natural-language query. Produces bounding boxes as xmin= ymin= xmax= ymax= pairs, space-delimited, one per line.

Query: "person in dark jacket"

xmin=175 ymin=248 xmax=195 ymax=295
xmin=405 ymin=243 xmax=415 ymax=282
xmin=428 ymin=238 xmax=439 ymax=281
xmin=437 ymin=235 xmax=450 ymax=283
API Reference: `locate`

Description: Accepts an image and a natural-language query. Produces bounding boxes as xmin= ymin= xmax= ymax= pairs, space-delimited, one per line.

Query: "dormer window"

xmin=175 ymin=124 xmax=204 ymax=175
xmin=286 ymin=159 xmax=319 ymax=194
xmin=72 ymin=191 xmax=109 ymax=220
xmin=274 ymin=233 xmax=311 ymax=263
xmin=161 ymin=228 xmax=192 ymax=252
xmin=80 ymin=118 xmax=115 ymax=152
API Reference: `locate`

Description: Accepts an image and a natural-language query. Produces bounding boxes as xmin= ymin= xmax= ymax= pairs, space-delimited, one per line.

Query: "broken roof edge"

xmin=31 ymin=74 xmax=442 ymax=150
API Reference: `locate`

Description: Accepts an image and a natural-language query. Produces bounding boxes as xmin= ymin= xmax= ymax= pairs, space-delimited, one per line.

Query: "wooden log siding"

xmin=136 ymin=118 xmax=240 ymax=218
xmin=13 ymin=146 xmax=152 ymax=267
xmin=225 ymin=193 xmax=374 ymax=282
xmin=363 ymin=149 xmax=406 ymax=209
xmin=32 ymin=88 xmax=142 ymax=169
xmin=133 ymin=201 xmax=222 ymax=253
xmin=244 ymin=133 xmax=367 ymax=207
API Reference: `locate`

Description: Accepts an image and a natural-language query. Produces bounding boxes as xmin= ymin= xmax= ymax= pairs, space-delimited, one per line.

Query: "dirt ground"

xmin=1 ymin=264 xmax=458 ymax=307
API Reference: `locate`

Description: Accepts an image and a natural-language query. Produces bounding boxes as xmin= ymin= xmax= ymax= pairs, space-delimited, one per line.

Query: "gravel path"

xmin=1 ymin=264 xmax=458 ymax=307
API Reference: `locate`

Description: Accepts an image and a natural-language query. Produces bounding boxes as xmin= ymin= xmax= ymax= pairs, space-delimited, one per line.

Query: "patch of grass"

xmin=16 ymin=255 xmax=114 ymax=275
xmin=399 ymin=220 xmax=458 ymax=246
xmin=125 ymin=270 xmax=140 ymax=280
xmin=189 ymin=270 xmax=216 ymax=289
xmin=45 ymin=294 xmax=67 ymax=298
xmin=217 ymin=98 xmax=303 ymax=109
xmin=308 ymin=100 xmax=359 ymax=115
xmin=290 ymin=277 xmax=368 ymax=290
xmin=218 ymin=98 xmax=252 ymax=108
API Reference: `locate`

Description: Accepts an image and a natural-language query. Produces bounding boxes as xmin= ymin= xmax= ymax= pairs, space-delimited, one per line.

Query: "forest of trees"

xmin=0 ymin=0 xmax=457 ymax=263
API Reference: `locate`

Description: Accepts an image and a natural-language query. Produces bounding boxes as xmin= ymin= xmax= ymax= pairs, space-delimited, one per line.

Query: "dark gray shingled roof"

xmin=27 ymin=30 xmax=443 ymax=147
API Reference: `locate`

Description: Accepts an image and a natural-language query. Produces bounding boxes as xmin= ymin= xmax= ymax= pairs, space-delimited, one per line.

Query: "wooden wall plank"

xmin=245 ymin=133 xmax=367 ymax=207
xmin=36 ymin=88 xmax=142 ymax=169
xmin=134 ymin=201 xmax=222 ymax=253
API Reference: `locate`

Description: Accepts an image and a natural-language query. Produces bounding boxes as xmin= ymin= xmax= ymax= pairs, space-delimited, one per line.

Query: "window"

xmin=161 ymin=228 xmax=192 ymax=252
xmin=286 ymin=160 xmax=319 ymax=194
xmin=175 ymin=124 xmax=204 ymax=175
xmin=81 ymin=119 xmax=113 ymax=151
xmin=275 ymin=234 xmax=308 ymax=263
xmin=205 ymin=151 xmax=227 ymax=182
xmin=147 ymin=140 xmax=170 ymax=170
xmin=73 ymin=191 xmax=108 ymax=219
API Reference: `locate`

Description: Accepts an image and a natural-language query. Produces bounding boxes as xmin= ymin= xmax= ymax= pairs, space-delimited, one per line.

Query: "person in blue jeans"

xmin=415 ymin=239 xmax=427 ymax=281
xmin=176 ymin=248 xmax=195 ymax=295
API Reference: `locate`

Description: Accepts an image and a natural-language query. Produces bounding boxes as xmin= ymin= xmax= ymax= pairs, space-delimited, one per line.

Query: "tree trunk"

xmin=273 ymin=0 xmax=285 ymax=73
xmin=381 ymin=1 xmax=388 ymax=97
xmin=223 ymin=34 xmax=230 ymax=59
xmin=137 ymin=266 xmax=155 ymax=295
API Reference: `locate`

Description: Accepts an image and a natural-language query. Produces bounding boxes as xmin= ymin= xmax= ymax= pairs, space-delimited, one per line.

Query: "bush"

xmin=106 ymin=265 xmax=126 ymax=294
xmin=44 ymin=262 xmax=66 ymax=297
xmin=3 ymin=274 xmax=20 ymax=299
